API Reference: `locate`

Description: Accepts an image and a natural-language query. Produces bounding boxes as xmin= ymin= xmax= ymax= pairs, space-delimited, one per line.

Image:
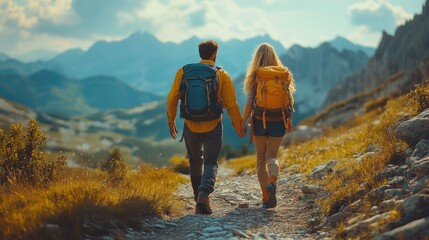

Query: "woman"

xmin=241 ymin=43 xmax=296 ymax=208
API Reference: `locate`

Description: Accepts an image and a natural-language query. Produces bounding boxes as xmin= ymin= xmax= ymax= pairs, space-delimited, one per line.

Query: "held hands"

xmin=239 ymin=121 xmax=247 ymax=138
xmin=169 ymin=124 xmax=179 ymax=140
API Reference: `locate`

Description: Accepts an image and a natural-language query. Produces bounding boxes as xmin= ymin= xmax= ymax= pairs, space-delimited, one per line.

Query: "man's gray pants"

xmin=184 ymin=122 xmax=222 ymax=195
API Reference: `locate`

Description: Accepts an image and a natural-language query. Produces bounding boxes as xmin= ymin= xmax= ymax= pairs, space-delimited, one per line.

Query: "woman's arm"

xmin=241 ymin=84 xmax=256 ymax=134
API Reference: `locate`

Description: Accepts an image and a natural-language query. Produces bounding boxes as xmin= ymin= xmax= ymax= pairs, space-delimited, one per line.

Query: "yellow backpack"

xmin=254 ymin=66 xmax=293 ymax=129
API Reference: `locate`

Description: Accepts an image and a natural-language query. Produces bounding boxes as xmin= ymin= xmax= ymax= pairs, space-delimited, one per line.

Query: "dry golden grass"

xmin=226 ymin=155 xmax=257 ymax=175
xmin=0 ymin=166 xmax=186 ymax=240
xmin=169 ymin=155 xmax=190 ymax=174
xmin=284 ymin=93 xmax=410 ymax=214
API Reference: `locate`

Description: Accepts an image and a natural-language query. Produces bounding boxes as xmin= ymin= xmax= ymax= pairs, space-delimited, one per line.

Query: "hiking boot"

xmin=263 ymin=183 xmax=277 ymax=209
xmin=196 ymin=191 xmax=212 ymax=214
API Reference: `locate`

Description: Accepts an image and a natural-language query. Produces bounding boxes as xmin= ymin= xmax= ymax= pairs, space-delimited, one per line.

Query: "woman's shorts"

xmin=252 ymin=118 xmax=286 ymax=137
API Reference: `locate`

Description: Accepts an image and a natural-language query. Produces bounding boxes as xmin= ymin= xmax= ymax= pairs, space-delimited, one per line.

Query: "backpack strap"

xmin=248 ymin=82 xmax=257 ymax=144
xmin=249 ymin=113 xmax=254 ymax=144
xmin=257 ymin=72 xmax=268 ymax=130
xmin=215 ymin=66 xmax=222 ymax=105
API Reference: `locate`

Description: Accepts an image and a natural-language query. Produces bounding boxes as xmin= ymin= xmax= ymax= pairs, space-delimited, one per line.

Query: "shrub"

xmin=407 ymin=81 xmax=429 ymax=115
xmin=0 ymin=118 xmax=65 ymax=185
xmin=103 ymin=147 xmax=127 ymax=183
xmin=169 ymin=155 xmax=189 ymax=174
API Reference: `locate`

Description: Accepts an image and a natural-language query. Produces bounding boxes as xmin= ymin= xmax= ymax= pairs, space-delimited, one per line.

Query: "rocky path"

xmin=136 ymin=165 xmax=332 ymax=239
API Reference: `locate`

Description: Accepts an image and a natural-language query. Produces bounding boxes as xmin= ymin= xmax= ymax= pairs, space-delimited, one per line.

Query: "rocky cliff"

xmin=314 ymin=1 xmax=429 ymax=128
xmin=323 ymin=1 xmax=429 ymax=111
xmin=281 ymin=43 xmax=369 ymax=120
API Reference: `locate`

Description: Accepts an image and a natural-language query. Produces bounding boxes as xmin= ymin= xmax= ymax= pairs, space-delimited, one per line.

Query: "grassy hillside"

xmin=0 ymin=166 xmax=185 ymax=240
xmin=0 ymin=120 xmax=186 ymax=239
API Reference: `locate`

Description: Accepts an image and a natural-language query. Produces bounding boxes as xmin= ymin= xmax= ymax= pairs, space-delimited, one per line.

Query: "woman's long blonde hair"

xmin=243 ymin=43 xmax=296 ymax=95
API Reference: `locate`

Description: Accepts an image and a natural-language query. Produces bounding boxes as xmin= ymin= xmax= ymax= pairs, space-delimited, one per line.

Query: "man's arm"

xmin=219 ymin=70 xmax=244 ymax=137
xmin=167 ymin=68 xmax=183 ymax=139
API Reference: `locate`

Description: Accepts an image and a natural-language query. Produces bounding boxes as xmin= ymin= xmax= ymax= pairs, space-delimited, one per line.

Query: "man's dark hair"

xmin=199 ymin=40 xmax=218 ymax=60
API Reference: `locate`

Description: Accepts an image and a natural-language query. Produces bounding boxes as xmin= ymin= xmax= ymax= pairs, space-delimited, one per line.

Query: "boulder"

xmin=365 ymin=187 xmax=388 ymax=205
xmin=343 ymin=212 xmax=393 ymax=238
xmin=395 ymin=109 xmax=429 ymax=147
xmin=309 ymin=160 xmax=338 ymax=179
xmin=301 ymin=184 xmax=327 ymax=195
xmin=399 ymin=193 xmax=429 ymax=225
xmin=411 ymin=156 xmax=429 ymax=178
xmin=406 ymin=140 xmax=429 ymax=166
xmin=321 ymin=211 xmax=353 ymax=228
xmin=376 ymin=217 xmax=429 ymax=240
xmin=388 ymin=116 xmax=409 ymax=138
xmin=374 ymin=164 xmax=402 ymax=182
xmin=410 ymin=177 xmax=429 ymax=194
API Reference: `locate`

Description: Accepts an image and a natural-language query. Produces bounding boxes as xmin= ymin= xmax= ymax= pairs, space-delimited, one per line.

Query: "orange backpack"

xmin=254 ymin=66 xmax=293 ymax=129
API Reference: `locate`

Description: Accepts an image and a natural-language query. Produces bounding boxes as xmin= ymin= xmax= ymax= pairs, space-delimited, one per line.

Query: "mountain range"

xmin=0 ymin=33 xmax=375 ymax=155
xmin=47 ymin=32 xmax=287 ymax=95
xmin=0 ymin=33 xmax=373 ymax=120
xmin=1 ymin=33 xmax=373 ymax=96
xmin=16 ymin=49 xmax=59 ymax=63
xmin=0 ymin=70 xmax=161 ymax=115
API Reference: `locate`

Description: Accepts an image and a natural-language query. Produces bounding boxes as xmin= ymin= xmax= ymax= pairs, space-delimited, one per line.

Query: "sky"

xmin=0 ymin=0 xmax=426 ymax=57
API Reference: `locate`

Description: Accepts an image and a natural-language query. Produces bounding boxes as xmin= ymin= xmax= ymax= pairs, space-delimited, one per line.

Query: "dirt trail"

xmin=139 ymin=165 xmax=332 ymax=239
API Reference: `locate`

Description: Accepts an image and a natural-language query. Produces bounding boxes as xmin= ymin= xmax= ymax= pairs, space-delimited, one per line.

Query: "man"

xmin=167 ymin=40 xmax=244 ymax=214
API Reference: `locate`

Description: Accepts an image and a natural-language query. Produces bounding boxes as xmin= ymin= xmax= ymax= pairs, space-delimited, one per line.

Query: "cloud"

xmin=0 ymin=0 xmax=296 ymax=55
xmin=0 ymin=0 xmax=151 ymax=39
xmin=188 ymin=10 xmax=206 ymax=28
xmin=348 ymin=0 xmax=412 ymax=33
xmin=31 ymin=0 xmax=151 ymax=38
xmin=0 ymin=0 xmax=153 ymax=54
xmin=0 ymin=0 xmax=422 ymax=56
xmin=135 ymin=0 xmax=280 ymax=43
xmin=347 ymin=26 xmax=382 ymax=47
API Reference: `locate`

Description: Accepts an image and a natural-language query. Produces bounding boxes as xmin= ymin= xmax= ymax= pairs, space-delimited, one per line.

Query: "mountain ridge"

xmin=0 ymin=53 xmax=9 ymax=61
xmin=322 ymin=1 xmax=429 ymax=108
xmin=1 ymin=33 xmax=374 ymax=100
xmin=328 ymin=36 xmax=375 ymax=57
xmin=313 ymin=0 xmax=429 ymax=128
xmin=45 ymin=31 xmax=287 ymax=94
xmin=0 ymin=69 xmax=161 ymax=115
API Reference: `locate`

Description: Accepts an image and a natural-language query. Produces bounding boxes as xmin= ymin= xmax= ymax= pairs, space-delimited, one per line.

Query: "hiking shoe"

xmin=263 ymin=183 xmax=277 ymax=209
xmin=196 ymin=191 xmax=212 ymax=214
